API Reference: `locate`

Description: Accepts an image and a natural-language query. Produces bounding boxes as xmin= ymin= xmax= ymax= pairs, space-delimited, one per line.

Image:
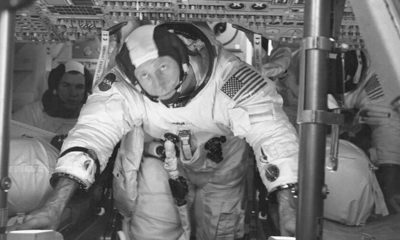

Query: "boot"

xmin=375 ymin=164 xmax=400 ymax=214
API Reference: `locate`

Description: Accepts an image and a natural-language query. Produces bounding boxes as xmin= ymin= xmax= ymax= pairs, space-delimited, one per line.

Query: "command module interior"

xmin=1 ymin=0 xmax=400 ymax=240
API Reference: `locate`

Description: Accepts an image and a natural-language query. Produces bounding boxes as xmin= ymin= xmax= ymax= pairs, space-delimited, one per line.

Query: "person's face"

xmin=57 ymin=72 xmax=86 ymax=110
xmin=134 ymin=56 xmax=180 ymax=100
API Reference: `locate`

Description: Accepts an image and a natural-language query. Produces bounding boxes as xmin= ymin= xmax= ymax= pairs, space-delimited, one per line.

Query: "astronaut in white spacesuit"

xmin=13 ymin=60 xmax=93 ymax=135
xmin=342 ymin=49 xmax=400 ymax=214
xmin=12 ymin=22 xmax=299 ymax=239
xmin=7 ymin=60 xmax=93 ymax=219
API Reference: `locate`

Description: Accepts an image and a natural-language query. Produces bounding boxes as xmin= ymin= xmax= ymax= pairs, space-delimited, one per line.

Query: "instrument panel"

xmin=15 ymin=0 xmax=363 ymax=49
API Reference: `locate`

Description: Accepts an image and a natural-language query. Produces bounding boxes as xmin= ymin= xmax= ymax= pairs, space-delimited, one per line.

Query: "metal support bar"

xmin=296 ymin=0 xmax=332 ymax=239
xmin=0 ymin=7 xmax=15 ymax=239
xmin=331 ymin=0 xmax=347 ymax=40
xmin=297 ymin=110 xmax=344 ymax=125
xmin=302 ymin=36 xmax=332 ymax=51
xmin=253 ymin=34 xmax=263 ymax=72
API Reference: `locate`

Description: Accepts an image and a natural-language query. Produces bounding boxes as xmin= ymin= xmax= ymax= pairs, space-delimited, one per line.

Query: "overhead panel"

xmin=14 ymin=0 xmax=363 ymax=49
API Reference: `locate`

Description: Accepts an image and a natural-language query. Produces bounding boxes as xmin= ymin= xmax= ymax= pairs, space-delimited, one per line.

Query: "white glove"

xmin=164 ymin=140 xmax=179 ymax=179
xmin=358 ymin=104 xmax=400 ymax=128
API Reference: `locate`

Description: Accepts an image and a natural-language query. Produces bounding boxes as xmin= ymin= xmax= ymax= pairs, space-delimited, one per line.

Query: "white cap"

xmin=64 ymin=60 xmax=84 ymax=74
xmin=125 ymin=25 xmax=159 ymax=68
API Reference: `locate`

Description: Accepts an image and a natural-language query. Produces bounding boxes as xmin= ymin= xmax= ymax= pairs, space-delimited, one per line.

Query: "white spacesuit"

xmin=51 ymin=23 xmax=299 ymax=239
xmin=344 ymin=56 xmax=400 ymax=166
xmin=8 ymin=137 xmax=57 ymax=217
xmin=12 ymin=60 xmax=93 ymax=135
xmin=343 ymin=49 xmax=400 ymax=214
xmin=12 ymin=101 xmax=78 ymax=135
xmin=324 ymin=137 xmax=387 ymax=226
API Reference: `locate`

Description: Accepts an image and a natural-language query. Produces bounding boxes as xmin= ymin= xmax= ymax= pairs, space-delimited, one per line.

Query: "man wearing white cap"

xmin=13 ymin=60 xmax=93 ymax=134
xmin=13 ymin=23 xmax=299 ymax=239
xmin=8 ymin=60 xmax=93 ymax=220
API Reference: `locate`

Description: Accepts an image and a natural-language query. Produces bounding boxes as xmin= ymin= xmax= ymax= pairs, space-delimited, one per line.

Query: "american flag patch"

xmin=221 ymin=65 xmax=267 ymax=102
xmin=365 ymin=74 xmax=384 ymax=101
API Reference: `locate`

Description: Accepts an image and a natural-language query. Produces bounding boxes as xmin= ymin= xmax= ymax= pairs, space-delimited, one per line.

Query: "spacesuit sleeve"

xmin=261 ymin=47 xmax=292 ymax=78
xmin=221 ymin=63 xmax=299 ymax=193
xmin=53 ymin=74 xmax=142 ymax=189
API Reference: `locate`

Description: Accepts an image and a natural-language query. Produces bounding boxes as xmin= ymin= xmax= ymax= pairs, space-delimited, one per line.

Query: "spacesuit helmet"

xmin=343 ymin=49 xmax=368 ymax=92
xmin=42 ymin=60 xmax=93 ymax=118
xmin=116 ymin=24 xmax=189 ymax=102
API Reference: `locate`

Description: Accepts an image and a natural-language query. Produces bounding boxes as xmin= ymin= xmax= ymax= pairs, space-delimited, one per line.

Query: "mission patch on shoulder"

xmin=264 ymin=164 xmax=279 ymax=182
xmin=98 ymin=73 xmax=116 ymax=91
xmin=221 ymin=65 xmax=267 ymax=101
